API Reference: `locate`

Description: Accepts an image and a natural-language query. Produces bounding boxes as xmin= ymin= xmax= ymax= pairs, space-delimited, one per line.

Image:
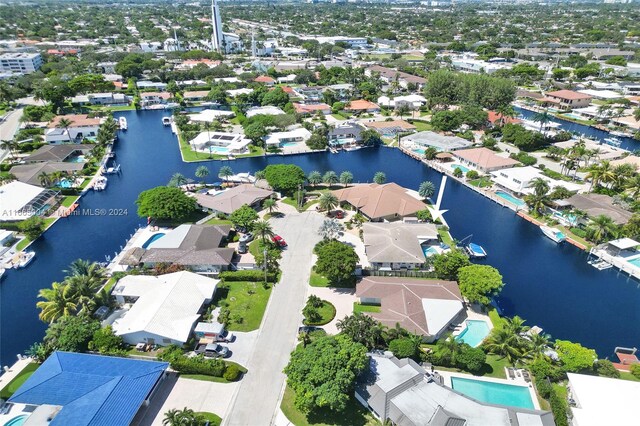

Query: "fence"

xmin=363 ymin=269 xmax=437 ymax=279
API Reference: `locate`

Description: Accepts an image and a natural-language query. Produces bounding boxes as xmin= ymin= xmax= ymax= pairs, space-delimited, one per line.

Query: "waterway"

xmin=515 ymin=106 xmax=639 ymax=152
xmin=1 ymin=109 xmax=639 ymax=366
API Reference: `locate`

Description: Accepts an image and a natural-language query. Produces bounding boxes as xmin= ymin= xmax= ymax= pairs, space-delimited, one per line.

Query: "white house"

xmin=0 ymin=181 xmax=58 ymax=222
xmin=264 ymin=128 xmax=311 ymax=148
xmin=45 ymin=114 xmax=102 ymax=144
xmin=110 ymin=271 xmax=218 ymax=346
xmin=70 ymin=92 xmax=129 ymax=106
xmin=377 ymin=94 xmax=427 ymax=110
xmin=189 ymin=131 xmax=251 ymax=154
xmin=450 ymin=54 xmax=512 ymax=74
xmin=491 ymin=166 xmax=582 ymax=195
xmin=245 ymin=105 xmax=286 ymax=118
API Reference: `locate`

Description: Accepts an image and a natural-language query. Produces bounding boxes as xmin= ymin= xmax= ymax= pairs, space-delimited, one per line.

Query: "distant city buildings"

xmin=0 ymin=52 xmax=42 ymax=75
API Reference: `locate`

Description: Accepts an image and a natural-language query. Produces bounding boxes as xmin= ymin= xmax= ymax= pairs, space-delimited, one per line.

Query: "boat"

xmin=14 ymin=251 xmax=35 ymax=269
xmin=93 ymin=176 xmax=108 ymax=191
xmin=0 ymin=268 xmax=5 ymax=280
xmin=540 ymin=225 xmax=566 ymax=243
xmin=609 ymin=130 xmax=628 ymax=137
xmin=465 ymin=242 xmax=487 ymax=258
xmin=602 ymin=137 xmax=621 ymax=147
xmin=119 ymin=117 xmax=128 ymax=131
xmin=104 ymin=164 xmax=121 ymax=174
xmin=588 ymin=259 xmax=613 ymax=270
xmin=162 ymin=117 xmax=171 ymax=126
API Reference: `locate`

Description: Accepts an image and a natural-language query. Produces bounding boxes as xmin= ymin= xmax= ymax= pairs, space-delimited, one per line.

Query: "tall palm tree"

xmin=323 ymin=171 xmax=339 ymax=186
xmin=625 ymin=175 xmax=640 ymax=199
xmin=56 ymin=118 xmax=74 ymax=143
xmin=38 ymin=171 xmax=52 ymax=187
xmin=418 ymin=181 xmax=436 ymax=199
xmin=484 ymin=328 xmax=526 ymax=366
xmin=252 ymin=220 xmax=274 ymax=241
xmin=494 ymin=104 xmax=516 ymax=126
xmin=195 ymin=165 xmax=210 ymax=184
xmin=339 ymin=171 xmax=353 ymax=187
xmin=532 ymin=109 xmax=551 ymax=133
xmin=168 ymin=172 xmax=188 ymax=187
xmin=527 ymin=178 xmax=550 ymax=197
xmin=318 ymin=193 xmax=339 ymax=214
xmin=36 ymin=282 xmax=77 ymax=323
xmin=263 ymin=198 xmax=278 ymax=215
xmin=528 ymin=333 xmax=551 ymax=361
xmin=65 ymin=274 xmax=101 ymax=314
xmin=504 ymin=315 xmax=530 ymax=336
xmin=64 ymin=259 xmax=107 ymax=281
xmin=307 ymin=171 xmax=322 ymax=187
xmin=218 ymin=165 xmax=233 ymax=182
xmin=587 ymin=215 xmax=618 ymax=244
xmin=0 ymin=139 xmax=18 ymax=160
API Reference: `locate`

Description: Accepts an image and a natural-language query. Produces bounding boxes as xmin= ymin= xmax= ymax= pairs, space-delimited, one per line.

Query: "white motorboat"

xmin=162 ymin=117 xmax=172 ymax=126
xmin=465 ymin=242 xmax=487 ymax=258
xmin=14 ymin=251 xmax=35 ymax=269
xmin=93 ymin=176 xmax=108 ymax=191
xmin=119 ymin=117 xmax=128 ymax=130
xmin=541 ymin=226 xmax=566 ymax=243
xmin=602 ymin=137 xmax=621 ymax=147
xmin=609 ymin=130 xmax=627 ymax=137
xmin=104 ymin=164 xmax=121 ymax=174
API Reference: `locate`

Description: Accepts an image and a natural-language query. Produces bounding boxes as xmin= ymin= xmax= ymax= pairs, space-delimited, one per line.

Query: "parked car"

xmin=298 ymin=326 xmax=324 ymax=334
xmin=272 ymin=235 xmax=287 ymax=248
xmin=217 ymin=329 xmax=235 ymax=343
xmin=195 ymin=342 xmax=229 ymax=358
xmin=329 ymin=210 xmax=345 ymax=219
xmin=239 ymin=232 xmax=254 ymax=243
xmin=237 ymin=241 xmax=248 ymax=254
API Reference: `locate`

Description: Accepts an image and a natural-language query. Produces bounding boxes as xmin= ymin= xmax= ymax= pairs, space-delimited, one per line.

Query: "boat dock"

xmin=588 ymin=246 xmax=640 ymax=281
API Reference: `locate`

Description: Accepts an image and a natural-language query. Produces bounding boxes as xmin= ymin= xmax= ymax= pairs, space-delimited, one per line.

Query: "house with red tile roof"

xmin=487 ymin=111 xmax=521 ymax=126
xmin=452 ymin=147 xmax=521 ymax=173
xmin=254 ymin=75 xmax=276 ymax=86
xmin=544 ymin=90 xmax=592 ymax=110
xmin=345 ymin=99 xmax=380 ymax=113
xmin=293 ymin=102 xmax=331 ymax=116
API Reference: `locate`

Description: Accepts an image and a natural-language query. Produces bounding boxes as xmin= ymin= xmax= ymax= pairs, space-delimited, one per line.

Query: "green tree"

xmin=163 ymin=408 xmax=206 ymax=426
xmin=307 ymin=171 xmax=322 ymax=187
xmin=18 ymin=216 xmax=46 ymax=241
xmin=336 ymin=313 xmax=384 ymax=349
xmin=253 ymin=219 xmax=275 ymax=241
xmin=423 ymin=146 xmax=439 ymax=160
xmin=432 ymin=249 xmax=471 ymax=280
xmin=339 ymin=171 xmax=353 ymax=187
xmin=388 ymin=337 xmax=421 ymax=360
xmin=168 ymin=172 xmax=188 ymax=187
xmin=418 ymin=181 xmax=436 ymax=199
xmin=373 ymin=171 xmax=386 ymax=184
xmin=264 ymin=164 xmax=306 ymax=195
xmin=88 ymin=325 xmax=125 ymax=354
xmin=587 ymin=215 xmax=618 ymax=244
xmin=457 ymin=264 xmax=504 ymax=305
xmin=315 ymin=240 xmax=358 ymax=284
xmin=36 ymin=282 xmax=77 ymax=323
xmin=323 ymin=170 xmax=339 ymax=186
xmin=218 ymin=165 xmax=233 ymax=182
xmin=284 ymin=334 xmax=367 ymax=412
xmin=261 ymin=87 xmax=289 ymax=108
xmin=456 ymin=344 xmax=487 ymax=373
xmin=555 ymin=340 xmax=597 ymax=372
xmin=453 ymin=167 xmax=463 ymax=178
xmin=483 ymin=328 xmax=527 ymax=366
xmin=306 ymin=133 xmax=327 ymax=150
xmin=195 ymin=166 xmax=210 ymax=183
xmin=318 ymin=192 xmax=339 ymax=214
xmin=136 ymin=186 xmax=198 ymax=221
xmin=230 ymin=204 xmax=259 ymax=230
xmin=254 ymin=239 xmax=282 ymax=273
xmin=56 ymin=117 xmax=74 ymax=142
xmin=43 ymin=314 xmax=100 ymax=353
xmin=630 ymin=363 xmax=640 ymax=379
xmin=262 ymin=198 xmax=278 ymax=215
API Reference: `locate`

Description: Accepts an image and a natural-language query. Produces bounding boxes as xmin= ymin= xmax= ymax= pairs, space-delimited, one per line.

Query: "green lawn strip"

xmin=0 ymin=363 xmax=39 ymax=399
xmin=353 ymin=302 xmax=381 ymax=313
xmin=420 ymin=345 xmax=509 ymax=379
xmin=197 ymin=412 xmax=222 ymax=426
xmin=178 ymin=133 xmax=264 ymax=162
xmin=309 ymin=270 xmax=330 ymax=287
xmin=61 ymin=195 xmax=79 ymax=207
xmin=15 ymin=238 xmax=31 ymax=251
xmin=554 ymin=225 xmax=591 ymax=250
xmin=213 ymin=281 xmax=272 ymax=332
xmin=205 ymin=217 xmax=233 ymax=226
xmin=469 ymin=177 xmax=493 ymax=188
xmin=280 ymin=386 xmax=379 ymax=426
xmin=620 ymin=371 xmax=640 ymax=382
xmin=488 ymin=308 xmax=505 ymax=329
xmin=305 ymin=301 xmax=336 ymax=326
xmin=412 ymin=121 xmax=433 ymax=132
xmin=437 ymin=227 xmax=454 ymax=246
xmin=281 ymin=197 xmax=319 ymax=212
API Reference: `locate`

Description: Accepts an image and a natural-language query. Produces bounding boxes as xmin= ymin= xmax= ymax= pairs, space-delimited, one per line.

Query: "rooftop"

xmin=0 ymin=181 xmax=51 ymax=221
xmin=453 ymin=147 xmax=520 ymax=170
xmin=363 ymin=222 xmax=438 ymax=264
xmin=346 ymin=99 xmax=380 ymax=111
xmin=194 ymin=184 xmax=274 ymax=215
xmin=332 ymin=183 xmax=426 ymax=220
xmin=48 ymin=114 xmax=101 ymax=128
xmin=563 ymin=193 xmax=632 ymax=225
xmin=546 ymin=89 xmax=593 ymax=100
xmin=10 ymin=162 xmax=85 ymax=186
xmin=400 ymin=131 xmax=473 ymax=152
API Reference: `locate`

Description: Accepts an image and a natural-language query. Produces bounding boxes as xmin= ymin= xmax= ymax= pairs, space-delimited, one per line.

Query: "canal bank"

xmin=1 ymin=109 xmax=638 ymax=366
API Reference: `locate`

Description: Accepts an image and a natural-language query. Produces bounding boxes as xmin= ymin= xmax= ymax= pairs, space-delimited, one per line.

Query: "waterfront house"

xmin=377 ymin=94 xmax=427 ymax=110
xmin=559 ymin=193 xmax=632 ymax=225
xmin=355 ymin=353 xmax=554 ymax=425
xmin=328 ymin=121 xmax=364 ymax=145
xmin=9 ymin=162 xmax=85 ymax=186
xmin=566 ymin=373 xmax=640 ymax=426
xmin=188 ymin=109 xmax=236 ymax=123
xmin=452 ymin=147 xmax=521 ymax=173
xmin=7 ymin=351 xmax=169 ymax=426
xmin=194 ymin=184 xmax=275 ymax=215
xmin=491 ymin=166 xmax=581 ymax=195
xmin=363 ymin=222 xmax=438 ymax=270
xmin=110 ymin=271 xmax=218 ymax=346
xmin=182 ymin=90 xmax=210 ymax=102
xmin=263 ymin=128 xmax=312 ymax=148
xmin=345 ymin=100 xmax=381 ymax=114
xmin=0 ymin=181 xmax=58 ymax=221
xmin=246 ymin=105 xmax=286 ymax=118
xmin=189 ymin=131 xmax=251 ymax=154
xmin=293 ymin=102 xmax=332 ymax=116
xmin=69 ymin=92 xmax=128 ymax=106
xmin=332 ymin=183 xmax=426 ymax=222
xmin=364 ymin=120 xmax=417 ymax=136
xmin=543 ymin=90 xmax=592 ymax=110
xmin=400 ymin=131 xmax=473 ymax=152
xmin=356 ymin=277 xmax=464 ymax=341
xmin=45 ymin=114 xmax=102 ymax=144
xmin=22 ymin=144 xmax=94 ymax=163
xmin=254 ymin=75 xmax=276 ymax=86
xmin=140 ymin=92 xmax=171 ymax=107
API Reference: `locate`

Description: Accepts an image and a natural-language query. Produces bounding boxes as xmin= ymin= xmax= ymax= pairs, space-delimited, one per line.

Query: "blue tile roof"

xmin=8 ymin=351 xmax=169 ymax=426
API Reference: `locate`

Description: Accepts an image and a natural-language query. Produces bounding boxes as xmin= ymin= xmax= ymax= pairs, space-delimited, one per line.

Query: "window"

xmin=163 ymin=338 xmax=172 ymax=344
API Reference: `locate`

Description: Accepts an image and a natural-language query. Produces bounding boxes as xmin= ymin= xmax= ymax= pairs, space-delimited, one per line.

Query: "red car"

xmin=271 ymin=235 xmax=287 ymax=248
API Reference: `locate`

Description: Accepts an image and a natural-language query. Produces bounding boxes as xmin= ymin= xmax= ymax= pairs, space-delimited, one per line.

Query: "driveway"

xmin=224 ymin=331 xmax=258 ymax=367
xmin=307 ymin=287 xmax=356 ymax=334
xmin=339 ymin=231 xmax=369 ymax=268
xmin=223 ymin=211 xmax=324 ymax=426
xmin=135 ymin=373 xmax=239 ymax=425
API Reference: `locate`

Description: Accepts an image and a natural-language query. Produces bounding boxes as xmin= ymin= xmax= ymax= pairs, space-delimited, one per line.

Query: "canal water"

xmin=515 ymin=106 xmax=639 ymax=152
xmin=1 ymin=109 xmax=638 ymax=366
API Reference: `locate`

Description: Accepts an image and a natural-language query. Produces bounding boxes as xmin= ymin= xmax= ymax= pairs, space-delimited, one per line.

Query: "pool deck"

xmin=450 ymin=305 xmax=493 ymax=339
xmin=435 ymin=370 xmax=541 ymax=410
xmin=0 ymin=357 xmax=33 ymax=392
xmin=105 ymin=225 xmax=172 ymax=274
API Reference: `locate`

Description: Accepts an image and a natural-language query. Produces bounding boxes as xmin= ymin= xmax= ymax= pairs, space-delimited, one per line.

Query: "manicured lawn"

xmin=15 ymin=217 xmax=57 ymax=251
xmin=469 ymin=177 xmax=493 ymax=188
xmin=555 ymin=225 xmax=591 ymax=250
xmin=178 ymin=133 xmax=264 ymax=162
xmin=437 ymin=227 xmax=454 ymax=246
xmin=412 ymin=121 xmax=432 ymax=132
xmin=282 ymin=197 xmax=319 ymax=212
xmin=304 ymin=300 xmax=336 ymax=326
xmin=0 ymin=363 xmax=39 ymax=399
xmin=309 ymin=270 xmax=330 ymax=287
xmin=488 ymin=308 xmax=505 ymax=328
xmin=212 ymin=281 xmax=272 ymax=332
xmin=620 ymin=371 xmax=640 ymax=382
xmin=353 ymin=302 xmax=381 ymax=313
xmin=280 ymin=386 xmax=379 ymax=426
xmin=61 ymin=195 xmax=79 ymax=207
xmin=205 ymin=217 xmax=232 ymax=226
xmin=197 ymin=412 xmax=222 ymax=426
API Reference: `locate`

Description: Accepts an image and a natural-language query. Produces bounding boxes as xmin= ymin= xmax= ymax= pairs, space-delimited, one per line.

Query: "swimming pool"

xmin=413 ymin=148 xmax=426 ymax=155
xmin=58 ymin=179 xmax=73 ymax=188
xmin=281 ymin=142 xmax=299 ymax=147
xmin=562 ymin=113 xmax=584 ymax=121
xmin=451 ymin=164 xmax=470 ymax=174
xmin=207 ymin=146 xmax=229 ymax=154
xmin=66 ymin=154 xmax=86 ymax=163
xmin=3 ymin=415 xmax=28 ymax=426
xmin=455 ymin=320 xmax=490 ymax=347
xmin=495 ymin=191 xmax=526 ymax=207
xmin=422 ymin=245 xmax=439 ymax=257
xmin=451 ymin=377 xmax=535 ymax=409
xmin=627 ymin=256 xmax=640 ymax=268
xmin=142 ymin=233 xmax=166 ymax=249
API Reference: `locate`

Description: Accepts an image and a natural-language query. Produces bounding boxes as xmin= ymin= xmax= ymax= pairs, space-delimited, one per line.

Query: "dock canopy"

xmin=608 ymin=238 xmax=640 ymax=251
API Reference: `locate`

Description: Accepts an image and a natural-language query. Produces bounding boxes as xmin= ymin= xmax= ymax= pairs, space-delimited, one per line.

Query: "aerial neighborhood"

xmin=1 ymin=1 xmax=640 ymax=426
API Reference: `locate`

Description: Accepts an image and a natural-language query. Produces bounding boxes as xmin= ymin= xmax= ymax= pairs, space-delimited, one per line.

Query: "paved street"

xmin=223 ymin=211 xmax=324 ymax=426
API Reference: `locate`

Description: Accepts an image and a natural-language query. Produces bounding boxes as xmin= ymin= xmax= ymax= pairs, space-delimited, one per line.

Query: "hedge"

xmin=171 ymin=355 xmax=226 ymax=377
xmin=549 ymin=390 xmax=569 ymax=426
xmin=220 ymin=270 xmax=277 ymax=283
xmin=534 ymin=377 xmax=552 ymax=399
xmin=223 ymin=364 xmax=241 ymax=381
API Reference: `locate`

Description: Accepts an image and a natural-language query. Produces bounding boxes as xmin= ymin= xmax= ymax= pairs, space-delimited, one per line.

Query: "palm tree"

xmin=484 ymin=328 xmax=526 ymax=366
xmin=218 ymin=165 xmax=233 ymax=182
xmin=634 ymin=107 xmax=640 ymax=123
xmin=195 ymin=165 xmax=210 ymax=184
xmin=587 ymin=215 xmax=618 ymax=244
xmin=625 ymin=175 xmax=640 ymax=199
xmin=418 ymin=181 xmax=436 ymax=199
xmin=318 ymin=218 xmax=344 ymax=240
xmin=163 ymin=408 xmax=203 ymax=426
xmin=528 ymin=333 xmax=551 ymax=361
xmin=254 ymin=170 xmax=266 ymax=181
xmin=323 ymin=171 xmax=339 ymax=186
xmin=253 ymin=220 xmax=274 ymax=241
xmin=64 ymin=259 xmax=107 ymax=281
xmin=339 ymin=171 xmax=353 ymax=187
xmin=527 ymin=178 xmax=550 ymax=197
xmin=65 ymin=274 xmax=102 ymax=314
xmin=373 ymin=171 xmax=386 ymax=184
xmin=494 ymin=104 xmax=516 ymax=126
xmin=38 ymin=171 xmax=52 ymax=187
xmin=532 ymin=109 xmax=551 ymax=133
xmin=307 ymin=171 xmax=322 ymax=187
xmin=36 ymin=282 xmax=77 ymax=323
xmin=168 ymin=172 xmax=188 ymax=187
xmin=0 ymin=173 xmax=15 ymax=185
xmin=263 ymin=198 xmax=278 ymax=215
xmin=397 ymin=104 xmax=411 ymax=120
xmin=0 ymin=139 xmax=18 ymax=160
xmin=56 ymin=117 xmax=74 ymax=143
xmin=504 ymin=315 xmax=530 ymax=336
xmin=318 ymin=193 xmax=339 ymax=214
xmin=423 ymin=147 xmax=438 ymax=160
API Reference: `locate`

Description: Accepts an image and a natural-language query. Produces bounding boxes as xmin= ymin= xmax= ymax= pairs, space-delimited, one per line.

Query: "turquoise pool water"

xmin=451 ymin=164 xmax=470 ymax=174
xmin=142 ymin=232 xmax=165 ymax=248
xmin=422 ymin=245 xmax=439 ymax=257
xmin=562 ymin=113 xmax=584 ymax=121
xmin=628 ymin=257 xmax=640 ymax=268
xmin=413 ymin=148 xmax=425 ymax=155
xmin=455 ymin=320 xmax=490 ymax=347
xmin=207 ymin=146 xmax=229 ymax=154
xmin=495 ymin=191 xmax=526 ymax=207
xmin=282 ymin=142 xmax=299 ymax=147
xmin=66 ymin=154 xmax=86 ymax=163
xmin=3 ymin=415 xmax=28 ymax=426
xmin=451 ymin=377 xmax=535 ymax=409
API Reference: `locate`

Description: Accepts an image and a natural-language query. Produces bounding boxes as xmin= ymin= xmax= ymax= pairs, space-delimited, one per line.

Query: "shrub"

xmin=388 ymin=338 xmax=420 ymax=360
xmin=630 ymin=363 xmax=640 ymax=379
xmin=170 ymin=354 xmax=226 ymax=377
xmin=529 ymin=358 xmax=566 ymax=382
xmin=466 ymin=170 xmax=479 ymax=180
xmin=549 ymin=390 xmax=569 ymax=426
xmin=455 ymin=345 xmax=486 ymax=373
xmin=534 ymin=376 xmax=552 ymax=399
xmin=219 ymin=270 xmax=277 ymax=282
xmin=570 ymin=227 xmax=587 ymax=238
xmin=595 ymin=359 xmax=620 ymax=378
xmin=223 ymin=364 xmax=241 ymax=381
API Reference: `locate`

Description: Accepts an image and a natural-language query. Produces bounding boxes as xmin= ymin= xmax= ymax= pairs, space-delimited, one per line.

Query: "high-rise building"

xmin=211 ymin=0 xmax=224 ymax=53
xmin=0 ymin=52 xmax=42 ymax=75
